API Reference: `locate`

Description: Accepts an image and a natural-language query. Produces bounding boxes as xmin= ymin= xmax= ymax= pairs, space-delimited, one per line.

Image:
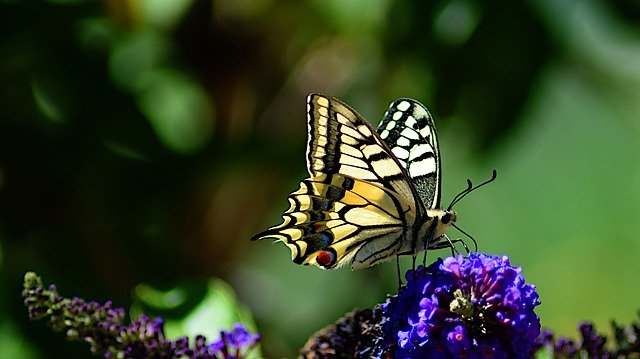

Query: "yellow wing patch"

xmin=251 ymin=174 xmax=413 ymax=269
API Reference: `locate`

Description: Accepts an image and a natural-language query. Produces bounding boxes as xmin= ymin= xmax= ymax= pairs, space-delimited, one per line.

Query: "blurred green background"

xmin=1 ymin=0 xmax=640 ymax=357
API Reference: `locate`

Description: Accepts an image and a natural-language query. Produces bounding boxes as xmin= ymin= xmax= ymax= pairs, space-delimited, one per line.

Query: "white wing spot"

xmin=318 ymin=125 xmax=327 ymax=136
xmin=342 ymin=125 xmax=364 ymax=140
xmin=341 ymin=156 xmax=369 ymax=169
xmin=392 ymin=146 xmax=409 ymax=160
xmin=362 ymin=145 xmax=383 ymax=158
xmin=397 ymin=137 xmax=410 ymax=147
xmin=336 ymin=113 xmax=350 ymax=125
xmin=339 ymin=165 xmax=376 ymax=180
xmin=385 ymin=120 xmax=396 ymax=130
xmin=393 ymin=112 xmax=403 ymax=121
xmin=413 ymin=106 xmax=429 ymax=118
xmin=371 ymin=157 xmax=399 ymax=178
xmin=419 ymin=127 xmax=432 ymax=139
xmin=357 ymin=124 xmax=372 ymax=136
xmin=316 ymin=96 xmax=329 ymax=106
xmin=405 ymin=116 xmax=416 ymax=128
xmin=342 ymin=136 xmax=359 ymax=145
xmin=340 ymin=143 xmax=363 ymax=158
xmin=408 ymin=144 xmax=433 ymax=160
xmin=400 ymin=127 xmax=420 ymax=140
xmin=380 ymin=129 xmax=389 ymax=139
xmin=397 ymin=101 xmax=410 ymax=111
xmin=409 ymin=157 xmax=436 ymax=177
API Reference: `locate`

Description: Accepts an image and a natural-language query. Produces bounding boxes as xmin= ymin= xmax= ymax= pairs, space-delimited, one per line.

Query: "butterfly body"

xmin=252 ymin=94 xmax=456 ymax=269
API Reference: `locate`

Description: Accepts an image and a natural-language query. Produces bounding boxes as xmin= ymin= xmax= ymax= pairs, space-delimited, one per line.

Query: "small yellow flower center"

xmin=450 ymin=289 xmax=475 ymax=318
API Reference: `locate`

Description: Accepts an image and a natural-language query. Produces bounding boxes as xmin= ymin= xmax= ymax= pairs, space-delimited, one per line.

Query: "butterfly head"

xmin=427 ymin=209 xmax=457 ymax=241
xmin=441 ymin=210 xmax=457 ymax=226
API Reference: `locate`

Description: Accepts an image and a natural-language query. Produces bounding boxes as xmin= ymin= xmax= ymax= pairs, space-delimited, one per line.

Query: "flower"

xmin=298 ymin=253 xmax=640 ymax=358
xmin=22 ymin=272 xmax=260 ymax=359
xmin=381 ymin=253 xmax=541 ymax=358
xmin=531 ymin=317 xmax=640 ymax=358
xmin=299 ymin=308 xmax=385 ymax=358
xmin=578 ymin=322 xmax=607 ymax=357
xmin=210 ymin=323 xmax=262 ymax=359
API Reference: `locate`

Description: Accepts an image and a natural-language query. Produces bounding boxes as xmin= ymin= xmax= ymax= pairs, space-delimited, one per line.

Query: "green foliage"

xmin=130 ymin=278 xmax=260 ymax=358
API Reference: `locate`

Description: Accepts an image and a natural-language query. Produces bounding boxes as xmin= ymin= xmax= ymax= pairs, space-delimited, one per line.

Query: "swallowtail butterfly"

xmin=252 ymin=94 xmax=459 ymax=270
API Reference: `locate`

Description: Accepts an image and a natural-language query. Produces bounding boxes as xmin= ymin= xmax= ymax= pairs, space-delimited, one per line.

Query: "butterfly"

xmin=251 ymin=94 xmax=460 ymax=270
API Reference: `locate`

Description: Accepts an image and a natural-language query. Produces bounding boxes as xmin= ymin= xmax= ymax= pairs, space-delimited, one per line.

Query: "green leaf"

xmin=532 ymin=347 xmax=553 ymax=359
xmin=130 ymin=278 xmax=261 ymax=357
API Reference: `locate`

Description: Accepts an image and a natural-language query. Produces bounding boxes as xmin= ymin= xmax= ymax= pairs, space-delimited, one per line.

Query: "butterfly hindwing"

xmin=252 ymin=173 xmax=414 ymax=269
xmin=378 ymin=99 xmax=441 ymax=209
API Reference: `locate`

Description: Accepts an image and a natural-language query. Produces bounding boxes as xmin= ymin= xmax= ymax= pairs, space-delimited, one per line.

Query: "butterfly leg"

xmin=443 ymin=235 xmax=474 ymax=256
xmin=428 ymin=234 xmax=460 ymax=256
xmin=459 ymin=238 xmax=471 ymax=254
xmin=442 ymin=236 xmax=472 ymax=256
xmin=421 ymin=239 xmax=431 ymax=267
xmin=443 ymin=234 xmax=457 ymax=256
xmin=396 ymin=255 xmax=403 ymax=290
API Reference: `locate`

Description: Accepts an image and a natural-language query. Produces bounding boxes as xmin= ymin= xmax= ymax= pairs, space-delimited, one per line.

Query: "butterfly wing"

xmin=252 ymin=94 xmax=423 ymax=269
xmin=378 ymin=99 xmax=441 ymax=209
xmin=252 ymin=174 xmax=415 ymax=269
xmin=305 ymin=94 xmax=418 ymax=204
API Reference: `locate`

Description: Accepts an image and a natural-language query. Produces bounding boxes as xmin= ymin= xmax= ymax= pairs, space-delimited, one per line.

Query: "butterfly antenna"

xmin=452 ymin=223 xmax=478 ymax=252
xmin=448 ymin=179 xmax=472 ymax=210
xmin=447 ymin=170 xmax=497 ymax=210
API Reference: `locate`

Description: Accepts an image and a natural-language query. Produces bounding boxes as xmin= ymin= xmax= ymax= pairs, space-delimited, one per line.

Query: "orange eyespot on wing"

xmin=314 ymin=250 xmax=336 ymax=269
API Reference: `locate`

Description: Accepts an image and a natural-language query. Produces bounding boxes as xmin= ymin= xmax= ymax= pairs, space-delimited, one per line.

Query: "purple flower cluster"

xmin=171 ymin=323 xmax=261 ymax=359
xmin=22 ymin=272 xmax=260 ymax=359
xmin=534 ymin=324 xmax=608 ymax=358
xmin=533 ymin=318 xmax=640 ymax=358
xmin=381 ymin=253 xmax=541 ymax=358
xmin=299 ymin=308 xmax=385 ymax=358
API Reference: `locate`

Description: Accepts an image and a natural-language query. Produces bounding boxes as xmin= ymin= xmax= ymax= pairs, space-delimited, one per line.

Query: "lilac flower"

xmin=22 ymin=272 xmax=260 ymax=359
xmin=381 ymin=253 xmax=541 ymax=358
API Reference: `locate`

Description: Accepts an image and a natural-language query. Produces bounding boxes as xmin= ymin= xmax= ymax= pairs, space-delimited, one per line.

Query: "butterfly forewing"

xmin=306 ymin=95 xmax=418 ymax=205
xmin=378 ymin=99 xmax=441 ymax=209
